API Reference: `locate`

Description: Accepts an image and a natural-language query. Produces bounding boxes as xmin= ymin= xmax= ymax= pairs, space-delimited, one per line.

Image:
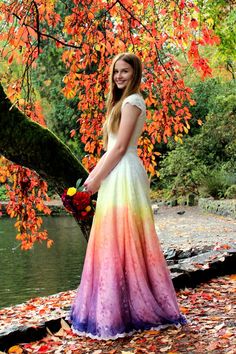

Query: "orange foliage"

xmin=0 ymin=71 xmax=49 ymax=250
xmin=0 ymin=157 xmax=53 ymax=250
xmin=58 ymin=0 xmax=218 ymax=172
xmin=0 ymin=0 xmax=220 ymax=247
xmin=0 ymin=0 xmax=219 ymax=174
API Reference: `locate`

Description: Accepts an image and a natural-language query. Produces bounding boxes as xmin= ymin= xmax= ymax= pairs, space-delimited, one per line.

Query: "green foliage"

xmin=219 ymin=8 xmax=236 ymax=62
xmin=197 ymin=167 xmax=236 ymax=199
xmin=159 ymin=144 xmax=202 ymax=198
xmin=197 ymin=0 xmax=236 ymax=65
xmin=151 ymin=78 xmax=233 ymax=180
xmin=188 ymin=78 xmax=223 ymax=132
xmin=0 ymin=185 xmax=8 ymax=201
xmin=149 ymin=189 xmax=164 ymax=202
xmin=32 ymin=44 xmax=84 ymax=158
xmin=158 ymin=79 xmax=236 ymax=200
xmin=225 ymin=185 xmax=236 ymax=199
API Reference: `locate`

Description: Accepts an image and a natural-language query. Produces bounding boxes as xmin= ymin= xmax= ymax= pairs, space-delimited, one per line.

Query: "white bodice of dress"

xmin=107 ymin=93 xmax=146 ymax=151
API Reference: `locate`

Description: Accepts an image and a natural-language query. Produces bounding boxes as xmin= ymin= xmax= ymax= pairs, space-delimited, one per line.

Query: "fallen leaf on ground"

xmin=1 ymin=275 xmax=235 ymax=354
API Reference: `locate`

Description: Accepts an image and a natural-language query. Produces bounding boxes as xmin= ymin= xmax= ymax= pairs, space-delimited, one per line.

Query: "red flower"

xmin=61 ymin=180 xmax=96 ymax=223
xmin=72 ymin=191 xmax=90 ymax=210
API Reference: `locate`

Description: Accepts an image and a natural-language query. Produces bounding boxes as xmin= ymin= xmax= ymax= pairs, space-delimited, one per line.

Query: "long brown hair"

xmin=103 ymin=53 xmax=142 ymax=148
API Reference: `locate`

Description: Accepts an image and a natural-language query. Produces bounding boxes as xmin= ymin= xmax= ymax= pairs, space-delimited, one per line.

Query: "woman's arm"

xmin=85 ymin=152 xmax=107 ymax=182
xmin=84 ymin=103 xmax=141 ymax=194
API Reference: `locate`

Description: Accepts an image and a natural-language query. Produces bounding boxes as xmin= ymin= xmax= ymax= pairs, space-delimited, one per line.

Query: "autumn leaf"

xmin=1 ymin=275 xmax=235 ymax=354
xmin=145 ymin=329 xmax=160 ymax=335
xmin=38 ymin=344 xmax=52 ymax=353
xmin=8 ymin=54 xmax=14 ymax=64
xmin=179 ymin=306 xmax=189 ymax=314
xmin=160 ymin=346 xmax=172 ymax=352
xmin=70 ymin=129 xmax=76 ymax=138
xmin=54 ymin=327 xmax=65 ymax=337
xmin=61 ymin=318 xmax=71 ymax=330
xmin=197 ymin=119 xmax=203 ymax=125
xmin=8 ymin=346 xmax=23 ymax=354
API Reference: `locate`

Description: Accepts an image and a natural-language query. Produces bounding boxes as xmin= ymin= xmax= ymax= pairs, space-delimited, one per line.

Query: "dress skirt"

xmin=69 ymin=147 xmax=186 ymax=340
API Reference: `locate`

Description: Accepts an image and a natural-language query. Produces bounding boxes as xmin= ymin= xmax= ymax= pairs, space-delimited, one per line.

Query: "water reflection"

xmin=0 ymin=216 xmax=87 ymax=309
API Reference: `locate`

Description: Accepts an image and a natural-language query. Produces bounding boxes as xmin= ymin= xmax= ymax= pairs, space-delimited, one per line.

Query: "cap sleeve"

xmin=121 ymin=94 xmax=146 ymax=115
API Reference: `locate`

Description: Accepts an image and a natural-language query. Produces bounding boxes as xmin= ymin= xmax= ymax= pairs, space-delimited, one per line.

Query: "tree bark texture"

xmin=0 ymin=83 xmax=88 ymax=195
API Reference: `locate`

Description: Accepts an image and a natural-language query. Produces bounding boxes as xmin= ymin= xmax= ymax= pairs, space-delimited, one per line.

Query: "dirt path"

xmin=153 ymin=205 xmax=236 ymax=250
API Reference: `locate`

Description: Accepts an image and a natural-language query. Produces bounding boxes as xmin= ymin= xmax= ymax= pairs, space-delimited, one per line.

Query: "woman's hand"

xmin=83 ymin=177 xmax=101 ymax=195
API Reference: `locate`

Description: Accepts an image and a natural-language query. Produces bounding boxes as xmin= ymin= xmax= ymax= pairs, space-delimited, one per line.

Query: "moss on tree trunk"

xmin=0 ymin=83 xmax=88 ymax=195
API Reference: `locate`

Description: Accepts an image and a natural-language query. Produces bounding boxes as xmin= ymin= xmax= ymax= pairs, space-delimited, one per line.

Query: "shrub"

xmin=225 ymin=185 xmax=236 ymax=199
xmin=156 ymin=80 xmax=236 ymax=201
xmin=197 ymin=168 xmax=236 ymax=199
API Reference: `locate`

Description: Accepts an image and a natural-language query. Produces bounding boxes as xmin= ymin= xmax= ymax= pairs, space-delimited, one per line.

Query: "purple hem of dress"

xmin=69 ymin=317 xmax=187 ymax=341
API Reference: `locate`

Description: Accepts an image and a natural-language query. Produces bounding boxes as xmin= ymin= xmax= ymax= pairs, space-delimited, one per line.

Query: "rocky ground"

xmin=153 ymin=205 xmax=236 ymax=251
xmin=0 ymin=205 xmax=235 ymax=353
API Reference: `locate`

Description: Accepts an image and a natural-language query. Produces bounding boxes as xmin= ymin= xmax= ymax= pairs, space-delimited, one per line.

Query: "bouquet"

xmin=61 ymin=179 xmax=95 ymax=240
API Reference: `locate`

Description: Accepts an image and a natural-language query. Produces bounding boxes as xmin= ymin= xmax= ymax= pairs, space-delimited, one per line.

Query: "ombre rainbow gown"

xmin=69 ymin=93 xmax=186 ymax=340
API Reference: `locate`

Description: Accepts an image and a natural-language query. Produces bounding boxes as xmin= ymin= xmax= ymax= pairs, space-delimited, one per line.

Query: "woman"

xmin=69 ymin=53 xmax=186 ymax=340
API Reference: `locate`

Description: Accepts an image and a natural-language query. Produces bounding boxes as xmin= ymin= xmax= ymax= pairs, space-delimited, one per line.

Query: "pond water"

xmin=0 ymin=216 xmax=87 ymax=309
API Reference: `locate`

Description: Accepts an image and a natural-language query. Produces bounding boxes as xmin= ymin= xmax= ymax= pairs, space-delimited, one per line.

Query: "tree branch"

xmin=0 ymin=83 xmax=88 ymax=195
xmin=12 ymin=12 xmax=82 ymax=50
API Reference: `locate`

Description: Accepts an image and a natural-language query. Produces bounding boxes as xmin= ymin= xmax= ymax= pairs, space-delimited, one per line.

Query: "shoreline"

xmin=1 ymin=197 xmax=236 ymax=219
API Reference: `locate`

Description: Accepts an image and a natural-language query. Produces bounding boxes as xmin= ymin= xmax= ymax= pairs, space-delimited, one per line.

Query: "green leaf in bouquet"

xmin=76 ymin=178 xmax=83 ymax=191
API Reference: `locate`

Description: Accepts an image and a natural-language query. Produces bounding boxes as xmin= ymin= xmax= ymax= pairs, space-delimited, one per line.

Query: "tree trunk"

xmin=0 ymin=83 xmax=88 ymax=195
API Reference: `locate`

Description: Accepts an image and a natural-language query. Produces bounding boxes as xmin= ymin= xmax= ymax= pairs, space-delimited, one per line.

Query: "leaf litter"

xmin=0 ymin=275 xmax=235 ymax=353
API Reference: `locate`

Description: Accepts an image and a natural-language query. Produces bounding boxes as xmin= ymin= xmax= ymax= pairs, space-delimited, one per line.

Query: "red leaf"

xmin=70 ymin=129 xmax=76 ymax=138
xmin=8 ymin=54 xmax=14 ymax=64
xmin=38 ymin=345 xmax=51 ymax=352
xmin=190 ymin=18 xmax=198 ymax=29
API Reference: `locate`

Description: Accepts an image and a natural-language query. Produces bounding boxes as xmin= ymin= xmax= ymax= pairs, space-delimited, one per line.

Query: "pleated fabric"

xmin=69 ymin=146 xmax=186 ymax=340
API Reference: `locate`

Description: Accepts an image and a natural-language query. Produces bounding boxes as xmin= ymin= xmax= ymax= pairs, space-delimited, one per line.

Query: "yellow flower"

xmin=67 ymin=187 xmax=77 ymax=196
xmin=85 ymin=206 xmax=91 ymax=212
